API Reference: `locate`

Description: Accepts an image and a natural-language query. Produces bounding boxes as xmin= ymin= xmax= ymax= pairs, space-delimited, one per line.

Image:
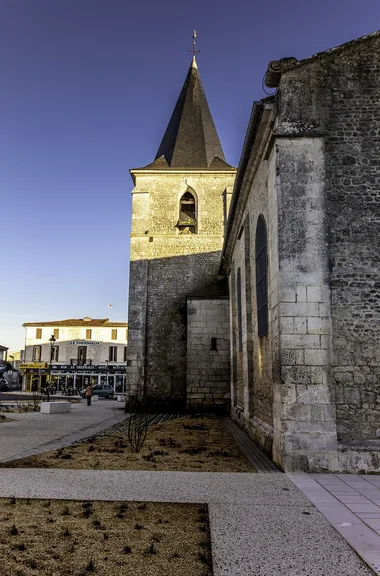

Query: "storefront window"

xmin=115 ymin=375 xmax=124 ymax=393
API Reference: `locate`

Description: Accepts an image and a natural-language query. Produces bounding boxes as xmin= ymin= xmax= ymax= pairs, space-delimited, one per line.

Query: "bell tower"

xmin=127 ymin=55 xmax=236 ymax=406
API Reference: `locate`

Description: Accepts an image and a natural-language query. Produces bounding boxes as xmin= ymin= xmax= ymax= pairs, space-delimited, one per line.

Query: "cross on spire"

xmin=188 ymin=30 xmax=200 ymax=58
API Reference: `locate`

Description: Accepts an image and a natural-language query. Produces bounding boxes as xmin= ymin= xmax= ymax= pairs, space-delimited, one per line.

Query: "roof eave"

xmin=221 ymin=99 xmax=276 ymax=273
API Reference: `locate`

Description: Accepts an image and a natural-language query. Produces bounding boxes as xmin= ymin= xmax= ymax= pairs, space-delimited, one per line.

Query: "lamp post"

xmin=105 ymin=360 xmax=109 ymax=387
xmin=48 ymin=335 xmax=56 ymax=401
xmin=9 ymin=355 xmax=14 ymax=392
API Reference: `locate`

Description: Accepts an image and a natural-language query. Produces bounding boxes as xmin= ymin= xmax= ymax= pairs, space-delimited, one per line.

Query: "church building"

xmin=127 ymin=30 xmax=380 ymax=473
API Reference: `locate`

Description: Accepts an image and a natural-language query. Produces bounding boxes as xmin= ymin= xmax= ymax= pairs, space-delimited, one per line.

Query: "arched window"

xmin=255 ymin=215 xmax=268 ymax=337
xmin=177 ymin=191 xmax=197 ymax=234
xmin=237 ymin=267 xmax=243 ymax=352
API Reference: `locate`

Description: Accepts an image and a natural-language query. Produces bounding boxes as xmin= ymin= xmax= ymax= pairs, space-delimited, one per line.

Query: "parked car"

xmin=80 ymin=384 xmax=114 ymax=399
xmin=0 ymin=379 xmax=9 ymax=392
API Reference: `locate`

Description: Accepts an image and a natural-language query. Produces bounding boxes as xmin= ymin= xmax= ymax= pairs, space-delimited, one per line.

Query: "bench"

xmin=40 ymin=402 xmax=71 ymax=414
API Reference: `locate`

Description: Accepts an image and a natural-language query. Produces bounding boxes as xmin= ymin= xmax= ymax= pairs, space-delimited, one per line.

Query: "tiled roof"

xmin=139 ymin=57 xmax=234 ymax=170
xmin=22 ymin=318 xmax=127 ymax=328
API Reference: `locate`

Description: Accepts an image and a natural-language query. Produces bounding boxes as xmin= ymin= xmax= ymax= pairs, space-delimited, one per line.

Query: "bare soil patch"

xmin=0 ymin=416 xmax=255 ymax=472
xmin=0 ymin=498 xmax=212 ymax=576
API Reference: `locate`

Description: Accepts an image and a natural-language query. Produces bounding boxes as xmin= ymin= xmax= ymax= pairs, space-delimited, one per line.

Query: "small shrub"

xmin=134 ymin=522 xmax=144 ymax=530
xmin=61 ymin=454 xmax=72 ymax=460
xmin=10 ymin=524 xmax=19 ymax=536
xmin=182 ymin=445 xmax=206 ymax=455
xmin=183 ymin=423 xmax=209 ymax=431
xmin=88 ymin=445 xmax=95 ymax=452
xmin=85 ymin=557 xmax=96 ymax=572
xmin=138 ymin=503 xmax=147 ymax=511
xmin=42 ymin=501 xmax=51 ymax=508
xmin=171 ymin=552 xmax=181 ymax=558
xmin=61 ymin=505 xmax=71 ymax=516
xmin=12 ymin=542 xmax=26 ymax=551
xmin=208 ymin=449 xmax=231 ymax=458
xmin=63 ymin=527 xmax=71 ymax=537
xmin=198 ymin=551 xmax=212 ymax=565
xmin=123 ymin=545 xmax=132 ymax=554
xmin=8 ymin=496 xmax=16 ymax=505
xmin=92 ymin=519 xmax=101 ymax=528
xmin=198 ymin=514 xmax=208 ymax=524
xmin=142 ymin=452 xmax=157 ymax=463
xmin=27 ymin=559 xmax=38 ymax=570
xmin=199 ymin=540 xmax=211 ymax=549
xmin=151 ymin=533 xmax=162 ymax=542
xmin=145 ymin=542 xmax=157 ymax=555
xmin=118 ymin=503 xmax=128 ymax=513
xmin=103 ymin=533 xmax=109 ymax=540
xmin=199 ymin=524 xmax=207 ymax=533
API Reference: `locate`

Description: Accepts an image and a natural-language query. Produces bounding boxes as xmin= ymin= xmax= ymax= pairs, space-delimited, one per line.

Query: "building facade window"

xmin=51 ymin=346 xmax=59 ymax=361
xmin=86 ymin=329 xmax=92 ymax=340
xmin=111 ymin=329 xmax=117 ymax=340
xmin=124 ymin=346 xmax=127 ymax=361
xmin=109 ymin=346 xmax=117 ymax=362
xmin=237 ymin=267 xmax=243 ymax=352
xmin=33 ymin=345 xmax=41 ymax=361
xmin=211 ymin=337 xmax=217 ymax=351
xmin=77 ymin=346 xmax=87 ymax=364
xmin=53 ymin=328 xmax=59 ymax=339
xmin=177 ymin=191 xmax=197 ymax=234
xmin=255 ymin=215 xmax=268 ymax=337
xmin=36 ymin=328 xmax=42 ymax=339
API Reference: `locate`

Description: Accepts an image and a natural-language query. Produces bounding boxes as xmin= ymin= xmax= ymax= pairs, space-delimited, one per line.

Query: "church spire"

xmin=152 ymin=43 xmax=229 ymax=169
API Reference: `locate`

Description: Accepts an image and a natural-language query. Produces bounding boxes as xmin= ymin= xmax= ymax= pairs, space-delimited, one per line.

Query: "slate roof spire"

xmin=151 ymin=57 xmax=232 ymax=169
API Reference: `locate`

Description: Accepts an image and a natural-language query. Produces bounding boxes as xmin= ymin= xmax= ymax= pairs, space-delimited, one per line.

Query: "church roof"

xmin=139 ymin=57 xmax=234 ymax=170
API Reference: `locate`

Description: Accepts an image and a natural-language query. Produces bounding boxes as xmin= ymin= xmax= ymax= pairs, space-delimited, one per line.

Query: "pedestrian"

xmin=85 ymin=384 xmax=93 ymax=406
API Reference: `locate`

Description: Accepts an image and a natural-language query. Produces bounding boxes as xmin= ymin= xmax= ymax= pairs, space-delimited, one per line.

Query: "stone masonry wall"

xmin=278 ymin=34 xmax=380 ymax=457
xmin=274 ymin=138 xmax=338 ymax=472
xmin=186 ymin=297 xmax=230 ymax=410
xmin=229 ymin=146 xmax=280 ymax=457
xmin=127 ymin=171 xmax=236 ymax=404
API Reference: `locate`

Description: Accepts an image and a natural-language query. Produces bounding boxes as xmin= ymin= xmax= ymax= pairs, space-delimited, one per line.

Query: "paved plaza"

xmin=0 ymin=399 xmax=122 ymax=462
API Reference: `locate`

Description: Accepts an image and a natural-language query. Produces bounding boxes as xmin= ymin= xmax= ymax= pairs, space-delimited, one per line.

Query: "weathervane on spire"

xmin=188 ymin=30 xmax=200 ymax=58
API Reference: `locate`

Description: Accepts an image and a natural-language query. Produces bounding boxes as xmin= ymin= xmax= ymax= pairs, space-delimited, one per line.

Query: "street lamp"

xmin=48 ymin=335 xmax=56 ymax=401
xmin=9 ymin=356 xmax=14 ymax=392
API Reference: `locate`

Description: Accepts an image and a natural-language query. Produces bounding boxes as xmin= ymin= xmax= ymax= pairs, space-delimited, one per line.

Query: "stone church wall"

xmin=186 ymin=297 xmax=230 ymax=410
xmin=229 ymin=150 xmax=280 ymax=457
xmin=278 ymin=34 xmax=380 ymax=464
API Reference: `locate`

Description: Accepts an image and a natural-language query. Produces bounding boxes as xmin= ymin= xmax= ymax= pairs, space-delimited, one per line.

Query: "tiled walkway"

xmin=289 ymin=473 xmax=380 ymax=575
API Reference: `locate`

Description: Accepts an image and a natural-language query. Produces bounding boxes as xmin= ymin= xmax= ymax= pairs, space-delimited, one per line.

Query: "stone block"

xmin=296 ymin=285 xmax=307 ymax=302
xmin=305 ymin=349 xmax=329 ymax=366
xmin=307 ymin=317 xmax=330 ymax=335
xmin=281 ymin=302 xmax=319 ymax=317
xmin=306 ymin=285 xmax=323 ymax=302
xmin=40 ymin=402 xmax=71 ymax=414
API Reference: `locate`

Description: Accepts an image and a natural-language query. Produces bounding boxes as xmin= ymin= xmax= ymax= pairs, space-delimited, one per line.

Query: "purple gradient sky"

xmin=0 ymin=0 xmax=379 ymax=351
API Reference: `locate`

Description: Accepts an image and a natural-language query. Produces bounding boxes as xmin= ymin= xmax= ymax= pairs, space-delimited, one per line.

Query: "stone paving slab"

xmin=289 ymin=473 xmax=380 ymax=575
xmin=0 ymin=469 xmax=372 ymax=576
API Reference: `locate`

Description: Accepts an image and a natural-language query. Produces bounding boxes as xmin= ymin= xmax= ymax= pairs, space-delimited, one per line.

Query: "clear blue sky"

xmin=0 ymin=0 xmax=378 ymax=351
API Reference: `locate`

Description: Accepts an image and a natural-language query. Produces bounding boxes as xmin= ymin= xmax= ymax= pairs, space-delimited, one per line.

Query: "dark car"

xmin=0 ymin=379 xmax=9 ymax=392
xmin=80 ymin=384 xmax=114 ymax=399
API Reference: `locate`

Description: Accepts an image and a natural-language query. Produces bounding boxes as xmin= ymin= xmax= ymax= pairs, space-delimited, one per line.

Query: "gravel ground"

xmin=0 ymin=469 xmax=372 ymax=576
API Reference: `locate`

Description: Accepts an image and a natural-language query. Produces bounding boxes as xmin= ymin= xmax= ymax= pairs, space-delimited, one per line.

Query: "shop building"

xmin=21 ymin=318 xmax=128 ymax=393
